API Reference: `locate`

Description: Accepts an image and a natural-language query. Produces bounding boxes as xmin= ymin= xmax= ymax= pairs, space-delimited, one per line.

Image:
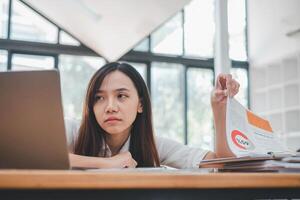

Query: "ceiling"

xmin=24 ymin=0 xmax=191 ymax=61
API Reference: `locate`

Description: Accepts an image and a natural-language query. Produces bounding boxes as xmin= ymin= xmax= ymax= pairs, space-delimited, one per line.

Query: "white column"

xmin=214 ymin=0 xmax=231 ymax=76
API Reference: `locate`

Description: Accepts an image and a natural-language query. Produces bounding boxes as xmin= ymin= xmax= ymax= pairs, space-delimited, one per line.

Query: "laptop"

xmin=0 ymin=70 xmax=70 ymax=169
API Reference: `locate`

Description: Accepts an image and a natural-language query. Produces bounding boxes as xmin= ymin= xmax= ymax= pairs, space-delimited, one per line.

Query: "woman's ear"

xmin=137 ymin=100 xmax=143 ymax=113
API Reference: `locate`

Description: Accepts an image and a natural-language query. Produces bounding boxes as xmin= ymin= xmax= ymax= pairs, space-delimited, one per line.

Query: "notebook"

xmin=0 ymin=70 xmax=70 ymax=169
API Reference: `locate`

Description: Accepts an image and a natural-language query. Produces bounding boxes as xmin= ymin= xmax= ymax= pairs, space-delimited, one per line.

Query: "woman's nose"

xmin=105 ymin=98 xmax=118 ymax=113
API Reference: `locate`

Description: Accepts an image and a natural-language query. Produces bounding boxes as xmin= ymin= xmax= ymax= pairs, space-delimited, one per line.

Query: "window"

xmin=126 ymin=62 xmax=147 ymax=83
xmin=0 ymin=0 xmax=8 ymax=38
xmin=11 ymin=0 xmax=58 ymax=43
xmin=0 ymin=50 xmax=7 ymax=71
xmin=151 ymin=62 xmax=185 ymax=143
xmin=59 ymin=30 xmax=80 ymax=46
xmin=228 ymin=0 xmax=247 ymax=61
xmin=0 ymin=0 xmax=249 ymax=150
xmin=151 ymin=12 xmax=183 ymax=55
xmin=59 ymin=55 xmax=105 ymax=119
xmin=184 ymin=0 xmax=215 ymax=58
xmin=231 ymin=67 xmax=248 ymax=107
xmin=11 ymin=53 xmax=55 ymax=70
xmin=133 ymin=37 xmax=149 ymax=52
xmin=187 ymin=68 xmax=214 ymax=149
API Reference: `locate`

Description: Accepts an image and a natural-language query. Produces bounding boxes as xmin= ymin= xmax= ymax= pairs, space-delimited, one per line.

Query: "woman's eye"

xmin=118 ymin=94 xmax=128 ymax=99
xmin=95 ymin=96 xmax=104 ymax=101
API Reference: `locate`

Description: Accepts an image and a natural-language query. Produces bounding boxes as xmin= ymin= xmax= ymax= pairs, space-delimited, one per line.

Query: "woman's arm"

xmin=203 ymin=151 xmax=216 ymax=160
xmin=69 ymin=153 xmax=107 ymax=168
xmin=211 ymin=101 xmax=234 ymax=158
xmin=211 ymin=74 xmax=240 ymax=158
xmin=69 ymin=152 xmax=137 ymax=169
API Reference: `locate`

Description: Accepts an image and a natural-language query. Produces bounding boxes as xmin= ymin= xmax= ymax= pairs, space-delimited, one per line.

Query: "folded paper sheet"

xmin=226 ymin=97 xmax=289 ymax=157
xmin=199 ymin=98 xmax=300 ymax=171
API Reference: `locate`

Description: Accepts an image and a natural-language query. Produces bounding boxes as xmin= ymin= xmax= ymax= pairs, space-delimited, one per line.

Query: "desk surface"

xmin=0 ymin=169 xmax=300 ymax=189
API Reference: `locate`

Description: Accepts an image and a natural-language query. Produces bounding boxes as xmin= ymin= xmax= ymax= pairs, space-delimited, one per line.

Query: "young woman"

xmin=67 ymin=62 xmax=240 ymax=169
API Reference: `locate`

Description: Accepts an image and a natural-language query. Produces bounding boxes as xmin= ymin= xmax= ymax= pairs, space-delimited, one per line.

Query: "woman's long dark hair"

xmin=75 ymin=62 xmax=160 ymax=167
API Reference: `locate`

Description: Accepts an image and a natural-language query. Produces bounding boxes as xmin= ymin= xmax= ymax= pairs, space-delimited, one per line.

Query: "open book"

xmin=199 ymin=97 xmax=299 ymax=171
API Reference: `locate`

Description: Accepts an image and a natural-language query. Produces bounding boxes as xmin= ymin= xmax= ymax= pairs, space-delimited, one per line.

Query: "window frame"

xmin=9 ymin=50 xmax=57 ymax=70
xmin=0 ymin=0 xmax=250 ymax=147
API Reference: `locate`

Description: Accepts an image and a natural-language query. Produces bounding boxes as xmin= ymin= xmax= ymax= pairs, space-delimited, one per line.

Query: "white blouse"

xmin=65 ymin=119 xmax=209 ymax=169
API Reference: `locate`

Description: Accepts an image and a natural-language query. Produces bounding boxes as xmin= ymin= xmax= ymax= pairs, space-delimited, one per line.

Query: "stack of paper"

xmin=199 ymin=97 xmax=300 ymax=172
xmin=199 ymin=154 xmax=300 ymax=172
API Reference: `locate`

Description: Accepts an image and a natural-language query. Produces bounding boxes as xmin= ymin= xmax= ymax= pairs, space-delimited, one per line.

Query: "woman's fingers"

xmin=126 ymin=159 xmax=137 ymax=168
xmin=233 ymin=80 xmax=240 ymax=96
xmin=214 ymin=89 xmax=226 ymax=97
xmin=132 ymin=159 xmax=137 ymax=167
xmin=115 ymin=151 xmax=137 ymax=168
xmin=217 ymin=74 xmax=230 ymax=89
xmin=213 ymin=73 xmax=240 ymax=104
xmin=213 ymin=89 xmax=227 ymax=102
xmin=227 ymin=79 xmax=240 ymax=97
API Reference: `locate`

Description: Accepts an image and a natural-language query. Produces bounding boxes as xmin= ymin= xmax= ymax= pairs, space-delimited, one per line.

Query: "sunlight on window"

xmin=228 ymin=0 xmax=247 ymax=61
xmin=151 ymin=13 xmax=183 ymax=55
xmin=0 ymin=0 xmax=249 ymax=154
xmin=187 ymin=68 xmax=214 ymax=150
xmin=133 ymin=37 xmax=149 ymax=52
xmin=151 ymin=62 xmax=185 ymax=143
xmin=231 ymin=68 xmax=248 ymax=107
xmin=184 ymin=0 xmax=215 ymax=58
xmin=11 ymin=54 xmax=54 ymax=70
xmin=11 ymin=0 xmax=58 ymax=43
xmin=59 ymin=55 xmax=105 ymax=120
xmin=0 ymin=50 xmax=7 ymax=71
xmin=0 ymin=0 xmax=8 ymax=38
xmin=125 ymin=62 xmax=147 ymax=83
xmin=59 ymin=30 xmax=80 ymax=46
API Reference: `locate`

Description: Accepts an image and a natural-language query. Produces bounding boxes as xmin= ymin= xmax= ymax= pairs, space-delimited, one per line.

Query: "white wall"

xmin=248 ymin=0 xmax=300 ymax=66
xmin=248 ymin=0 xmax=300 ymax=151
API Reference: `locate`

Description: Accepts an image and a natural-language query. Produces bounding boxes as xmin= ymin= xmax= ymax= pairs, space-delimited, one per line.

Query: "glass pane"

xmin=187 ymin=68 xmax=214 ymax=150
xmin=151 ymin=12 xmax=183 ymax=55
xmin=59 ymin=55 xmax=105 ymax=119
xmin=59 ymin=30 xmax=80 ymax=46
xmin=228 ymin=0 xmax=247 ymax=61
xmin=11 ymin=0 xmax=58 ymax=43
xmin=231 ymin=68 xmax=248 ymax=108
xmin=0 ymin=50 xmax=7 ymax=71
xmin=184 ymin=0 xmax=215 ymax=58
xmin=133 ymin=37 xmax=149 ymax=52
xmin=0 ymin=0 xmax=8 ymax=38
xmin=151 ymin=62 xmax=185 ymax=143
xmin=125 ymin=62 xmax=147 ymax=83
xmin=12 ymin=54 xmax=55 ymax=70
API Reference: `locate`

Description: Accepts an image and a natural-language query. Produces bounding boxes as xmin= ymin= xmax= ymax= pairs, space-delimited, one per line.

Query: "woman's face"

xmin=93 ymin=70 xmax=143 ymax=136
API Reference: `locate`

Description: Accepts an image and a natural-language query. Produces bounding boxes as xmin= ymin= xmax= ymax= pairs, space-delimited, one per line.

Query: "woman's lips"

xmin=104 ymin=117 xmax=122 ymax=123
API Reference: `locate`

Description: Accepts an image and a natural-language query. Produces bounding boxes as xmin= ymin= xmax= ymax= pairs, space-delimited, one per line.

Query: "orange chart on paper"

xmin=246 ymin=110 xmax=273 ymax=132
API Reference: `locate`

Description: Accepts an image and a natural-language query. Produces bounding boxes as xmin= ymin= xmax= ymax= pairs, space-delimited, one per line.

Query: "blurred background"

xmin=0 ymin=0 xmax=299 ymax=152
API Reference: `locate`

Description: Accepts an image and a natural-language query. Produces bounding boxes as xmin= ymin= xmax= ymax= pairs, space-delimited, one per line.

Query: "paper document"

xmin=226 ymin=97 xmax=290 ymax=157
xmin=199 ymin=98 xmax=299 ymax=172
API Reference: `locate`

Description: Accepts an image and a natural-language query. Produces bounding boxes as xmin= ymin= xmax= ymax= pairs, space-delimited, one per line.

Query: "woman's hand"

xmin=211 ymin=73 xmax=240 ymax=158
xmin=69 ymin=152 xmax=137 ymax=169
xmin=211 ymin=74 xmax=240 ymax=106
xmin=105 ymin=152 xmax=137 ymax=168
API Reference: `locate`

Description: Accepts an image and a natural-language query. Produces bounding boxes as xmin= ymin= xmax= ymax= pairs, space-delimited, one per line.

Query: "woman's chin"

xmin=102 ymin=123 xmax=132 ymax=136
xmin=104 ymin=127 xmax=125 ymax=135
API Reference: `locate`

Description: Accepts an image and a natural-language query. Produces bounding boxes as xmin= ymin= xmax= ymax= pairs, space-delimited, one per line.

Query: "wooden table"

xmin=1 ymin=169 xmax=300 ymax=199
